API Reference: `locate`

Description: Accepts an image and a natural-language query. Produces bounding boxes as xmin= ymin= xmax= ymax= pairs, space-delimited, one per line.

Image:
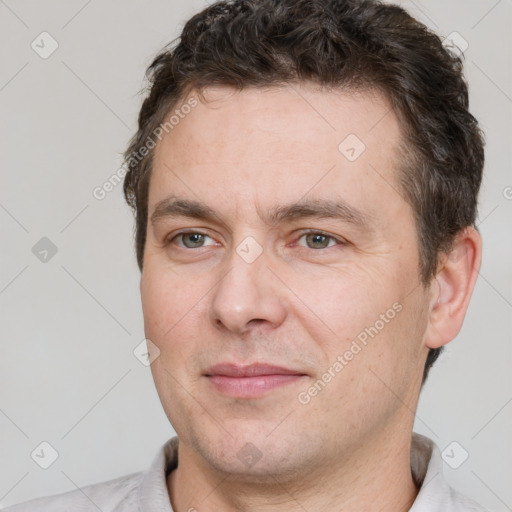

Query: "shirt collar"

xmin=136 ymin=433 xmax=456 ymax=512
xmin=137 ymin=436 xmax=178 ymax=512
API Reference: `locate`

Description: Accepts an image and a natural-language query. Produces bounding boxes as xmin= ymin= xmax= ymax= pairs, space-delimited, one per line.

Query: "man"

xmin=6 ymin=0 xmax=487 ymax=510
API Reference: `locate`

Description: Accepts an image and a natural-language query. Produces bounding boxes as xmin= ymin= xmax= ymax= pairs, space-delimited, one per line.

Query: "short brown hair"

xmin=123 ymin=0 xmax=485 ymax=382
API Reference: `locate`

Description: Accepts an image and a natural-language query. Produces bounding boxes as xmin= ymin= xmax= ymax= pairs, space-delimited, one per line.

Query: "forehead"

xmin=149 ymin=84 xmax=405 ymax=220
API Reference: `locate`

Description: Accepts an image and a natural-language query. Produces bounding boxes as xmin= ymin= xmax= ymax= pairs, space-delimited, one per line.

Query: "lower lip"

xmin=206 ymin=374 xmax=305 ymax=398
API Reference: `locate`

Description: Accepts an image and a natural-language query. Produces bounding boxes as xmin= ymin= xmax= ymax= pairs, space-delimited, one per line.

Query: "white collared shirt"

xmin=4 ymin=433 xmax=489 ymax=511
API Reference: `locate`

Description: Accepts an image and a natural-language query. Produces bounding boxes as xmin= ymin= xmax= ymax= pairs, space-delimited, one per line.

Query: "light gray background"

xmin=1 ymin=0 xmax=510 ymax=510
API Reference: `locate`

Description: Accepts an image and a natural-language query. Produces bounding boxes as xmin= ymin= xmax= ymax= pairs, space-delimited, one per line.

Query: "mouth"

xmin=203 ymin=363 xmax=308 ymax=398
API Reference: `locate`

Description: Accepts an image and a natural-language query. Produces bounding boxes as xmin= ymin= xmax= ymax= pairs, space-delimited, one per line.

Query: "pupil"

xmin=308 ymin=234 xmax=327 ymax=248
xmin=186 ymin=234 xmax=203 ymax=247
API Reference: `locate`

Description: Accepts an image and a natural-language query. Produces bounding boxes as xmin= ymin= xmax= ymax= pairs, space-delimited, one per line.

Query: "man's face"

xmin=141 ymin=84 xmax=432 ymax=479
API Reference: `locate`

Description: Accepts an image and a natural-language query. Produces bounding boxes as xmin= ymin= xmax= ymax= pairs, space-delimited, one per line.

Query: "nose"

xmin=210 ymin=246 xmax=287 ymax=336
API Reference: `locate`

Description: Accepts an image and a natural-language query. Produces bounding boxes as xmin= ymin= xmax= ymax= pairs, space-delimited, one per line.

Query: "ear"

xmin=425 ymin=227 xmax=482 ymax=349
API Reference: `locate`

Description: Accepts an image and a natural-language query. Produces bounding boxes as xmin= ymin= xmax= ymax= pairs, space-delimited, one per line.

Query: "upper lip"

xmin=204 ymin=363 xmax=306 ymax=377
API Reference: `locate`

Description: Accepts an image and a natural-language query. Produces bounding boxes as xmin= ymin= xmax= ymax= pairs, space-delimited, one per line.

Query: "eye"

xmin=171 ymin=231 xmax=217 ymax=249
xmin=296 ymin=231 xmax=341 ymax=249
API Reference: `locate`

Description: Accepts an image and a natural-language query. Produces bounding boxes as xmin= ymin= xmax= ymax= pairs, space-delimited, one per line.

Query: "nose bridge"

xmin=210 ymin=243 xmax=286 ymax=334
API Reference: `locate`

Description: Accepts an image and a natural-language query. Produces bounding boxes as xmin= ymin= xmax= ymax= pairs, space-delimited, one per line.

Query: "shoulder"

xmin=3 ymin=471 xmax=143 ymax=512
xmin=420 ymin=483 xmax=492 ymax=512
xmin=448 ymin=487 xmax=492 ymax=512
xmin=3 ymin=437 xmax=179 ymax=512
xmin=410 ymin=433 xmax=491 ymax=512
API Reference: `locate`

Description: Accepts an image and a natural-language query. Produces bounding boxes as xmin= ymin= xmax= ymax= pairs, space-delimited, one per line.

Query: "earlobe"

xmin=425 ymin=227 xmax=482 ymax=349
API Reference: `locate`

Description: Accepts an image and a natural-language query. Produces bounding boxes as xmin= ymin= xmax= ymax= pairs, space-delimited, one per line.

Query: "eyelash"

xmin=165 ymin=230 xmax=345 ymax=250
xmin=166 ymin=231 xmax=217 ymax=249
xmin=296 ymin=230 xmax=345 ymax=249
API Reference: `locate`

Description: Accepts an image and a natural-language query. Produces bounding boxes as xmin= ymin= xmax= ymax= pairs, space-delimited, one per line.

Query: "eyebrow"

xmin=150 ymin=195 xmax=371 ymax=229
xmin=265 ymin=198 xmax=370 ymax=228
xmin=151 ymin=196 xmax=220 ymax=225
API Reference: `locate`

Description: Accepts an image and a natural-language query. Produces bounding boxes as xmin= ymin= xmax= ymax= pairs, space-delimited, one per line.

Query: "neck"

xmin=167 ymin=428 xmax=419 ymax=512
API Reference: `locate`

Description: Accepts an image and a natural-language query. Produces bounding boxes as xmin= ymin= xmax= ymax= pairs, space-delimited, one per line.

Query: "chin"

xmin=189 ymin=424 xmax=316 ymax=481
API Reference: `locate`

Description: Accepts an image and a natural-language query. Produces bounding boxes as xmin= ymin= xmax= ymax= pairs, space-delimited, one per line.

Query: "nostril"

xmin=247 ymin=318 xmax=266 ymax=327
xmin=213 ymin=316 xmax=268 ymax=336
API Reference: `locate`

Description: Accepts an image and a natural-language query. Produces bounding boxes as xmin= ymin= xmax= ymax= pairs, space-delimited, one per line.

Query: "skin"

xmin=140 ymin=83 xmax=481 ymax=512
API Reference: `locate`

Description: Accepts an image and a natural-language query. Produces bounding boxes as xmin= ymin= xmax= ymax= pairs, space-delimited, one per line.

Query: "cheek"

xmin=140 ymin=270 xmax=206 ymax=359
xmin=142 ymin=271 xmax=209 ymax=422
xmin=297 ymin=296 xmax=427 ymax=433
xmin=291 ymin=268 xmax=401 ymax=346
xmin=290 ymin=265 xmax=426 ymax=388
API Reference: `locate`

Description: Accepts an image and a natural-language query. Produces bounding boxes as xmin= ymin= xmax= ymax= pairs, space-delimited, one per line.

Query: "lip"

xmin=204 ymin=363 xmax=307 ymax=398
xmin=204 ymin=363 xmax=305 ymax=377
